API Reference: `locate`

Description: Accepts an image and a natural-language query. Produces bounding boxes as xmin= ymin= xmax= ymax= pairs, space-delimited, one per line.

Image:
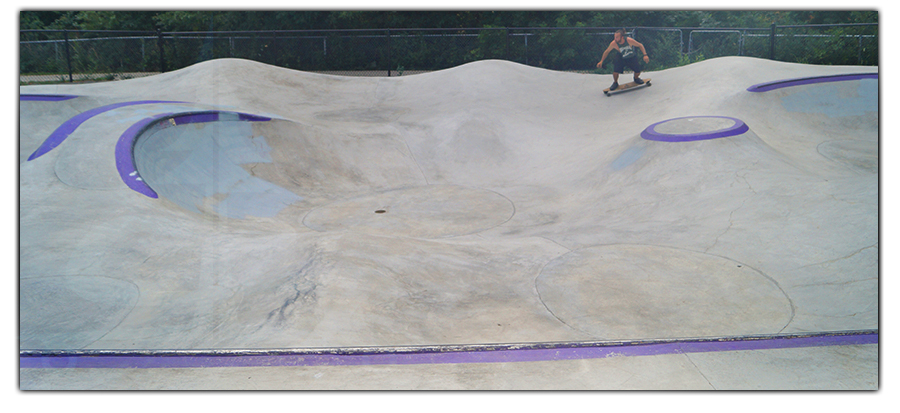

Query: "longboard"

xmin=603 ymin=78 xmax=652 ymax=96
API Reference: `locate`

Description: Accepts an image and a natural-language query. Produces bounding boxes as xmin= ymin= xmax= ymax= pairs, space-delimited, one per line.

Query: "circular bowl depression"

xmin=641 ymin=116 xmax=749 ymax=142
xmin=302 ymin=184 xmax=515 ymax=239
xmin=536 ymin=244 xmax=793 ymax=340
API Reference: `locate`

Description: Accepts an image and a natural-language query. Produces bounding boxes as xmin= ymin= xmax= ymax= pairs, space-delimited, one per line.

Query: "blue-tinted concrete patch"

xmin=131 ymin=113 xmax=302 ymax=219
xmin=611 ymin=146 xmax=645 ymax=171
xmin=780 ymin=79 xmax=878 ymax=118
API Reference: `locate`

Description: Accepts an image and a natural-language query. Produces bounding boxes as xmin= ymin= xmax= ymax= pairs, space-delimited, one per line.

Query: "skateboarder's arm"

xmin=628 ymin=38 xmax=649 ymax=61
xmin=597 ymin=42 xmax=618 ymax=68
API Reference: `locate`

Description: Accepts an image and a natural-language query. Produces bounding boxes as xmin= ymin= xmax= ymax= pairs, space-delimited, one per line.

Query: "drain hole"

xmin=375 ymin=209 xmax=387 ymax=214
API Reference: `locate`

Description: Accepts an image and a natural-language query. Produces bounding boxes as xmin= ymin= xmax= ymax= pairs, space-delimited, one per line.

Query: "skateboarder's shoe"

xmin=610 ymin=81 xmax=619 ymax=90
xmin=633 ymin=77 xmax=644 ymax=85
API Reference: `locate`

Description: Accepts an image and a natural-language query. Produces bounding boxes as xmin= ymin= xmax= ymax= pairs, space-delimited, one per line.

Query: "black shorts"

xmin=614 ymin=55 xmax=642 ymax=74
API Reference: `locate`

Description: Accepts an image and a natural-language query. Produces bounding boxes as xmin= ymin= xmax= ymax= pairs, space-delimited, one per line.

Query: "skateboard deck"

xmin=603 ymin=78 xmax=651 ymax=96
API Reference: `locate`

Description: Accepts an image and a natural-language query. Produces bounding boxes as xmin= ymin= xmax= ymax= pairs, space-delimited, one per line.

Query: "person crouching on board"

xmin=597 ymin=29 xmax=650 ymax=90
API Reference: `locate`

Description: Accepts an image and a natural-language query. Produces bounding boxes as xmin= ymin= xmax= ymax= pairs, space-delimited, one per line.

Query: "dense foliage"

xmin=20 ymin=10 xmax=877 ymax=32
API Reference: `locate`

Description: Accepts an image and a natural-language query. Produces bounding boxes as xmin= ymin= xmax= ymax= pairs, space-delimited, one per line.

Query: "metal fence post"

xmin=506 ymin=27 xmax=510 ymax=61
xmin=63 ymin=30 xmax=73 ymax=82
xmin=769 ymin=23 xmax=777 ymax=60
xmin=524 ymin=32 xmax=529 ymax=66
xmin=271 ymin=31 xmax=277 ymax=65
xmin=387 ymin=29 xmax=392 ymax=77
xmin=858 ymin=34 xmax=863 ymax=65
xmin=157 ymin=29 xmax=166 ymax=73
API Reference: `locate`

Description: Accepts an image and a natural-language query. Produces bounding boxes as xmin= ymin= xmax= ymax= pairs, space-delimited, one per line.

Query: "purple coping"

xmin=115 ymin=111 xmax=272 ymax=198
xmin=20 ymin=330 xmax=878 ymax=369
xmin=747 ymin=73 xmax=878 ymax=92
xmin=27 ymin=100 xmax=186 ymax=161
xmin=20 ymin=94 xmax=79 ymax=102
xmin=115 ymin=115 xmax=173 ymax=198
xmin=641 ymin=116 xmax=749 ymax=142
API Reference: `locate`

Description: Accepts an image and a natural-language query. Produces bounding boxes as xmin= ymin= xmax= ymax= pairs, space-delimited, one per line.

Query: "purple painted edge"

xmin=27 ymin=100 xmax=185 ymax=161
xmin=641 ymin=116 xmax=749 ymax=142
xmin=166 ymin=112 xmax=271 ymax=125
xmin=172 ymin=112 xmax=220 ymax=125
xmin=20 ymin=331 xmax=878 ymax=369
xmin=115 ymin=110 xmax=271 ymax=198
xmin=238 ymin=113 xmax=273 ymax=122
xmin=747 ymin=73 xmax=878 ymax=92
xmin=115 ymin=115 xmax=172 ymax=199
xmin=20 ymin=94 xmax=79 ymax=102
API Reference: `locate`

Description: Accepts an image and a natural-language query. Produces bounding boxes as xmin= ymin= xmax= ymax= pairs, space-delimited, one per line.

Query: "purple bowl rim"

xmin=641 ymin=116 xmax=749 ymax=142
xmin=747 ymin=72 xmax=878 ymax=93
xmin=116 ymin=110 xmax=273 ymax=198
xmin=20 ymin=94 xmax=80 ymax=101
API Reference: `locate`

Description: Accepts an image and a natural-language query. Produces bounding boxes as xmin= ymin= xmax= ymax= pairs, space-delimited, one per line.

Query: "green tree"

xmin=75 ymin=11 xmax=158 ymax=30
xmin=20 ymin=11 xmax=65 ymax=29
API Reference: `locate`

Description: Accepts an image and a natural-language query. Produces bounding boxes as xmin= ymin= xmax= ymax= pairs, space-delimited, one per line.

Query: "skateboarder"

xmin=597 ymin=29 xmax=650 ymax=91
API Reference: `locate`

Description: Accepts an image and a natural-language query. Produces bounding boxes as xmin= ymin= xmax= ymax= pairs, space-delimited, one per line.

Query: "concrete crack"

xmin=258 ymin=259 xmax=319 ymax=330
xmin=791 ymin=276 xmax=878 ymax=288
xmin=538 ymin=235 xmax=572 ymax=253
xmin=683 ymin=352 xmax=716 ymax=390
xmin=705 ymin=196 xmax=750 ymax=253
xmin=404 ymin=137 xmax=430 ymax=185
xmin=793 ymin=243 xmax=878 ymax=271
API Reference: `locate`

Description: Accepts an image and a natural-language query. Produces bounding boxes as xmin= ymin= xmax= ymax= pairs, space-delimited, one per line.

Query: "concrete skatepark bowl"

xmin=19 ymin=57 xmax=877 ymax=390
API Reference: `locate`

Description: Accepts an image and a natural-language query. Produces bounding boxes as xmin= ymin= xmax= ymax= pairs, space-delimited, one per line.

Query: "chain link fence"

xmin=20 ymin=24 xmax=877 ymax=84
xmin=773 ymin=24 xmax=878 ymax=65
xmin=20 ymin=30 xmax=162 ymax=83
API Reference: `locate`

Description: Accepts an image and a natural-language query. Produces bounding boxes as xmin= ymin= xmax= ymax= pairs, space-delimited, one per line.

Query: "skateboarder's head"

xmin=614 ymin=29 xmax=627 ymax=44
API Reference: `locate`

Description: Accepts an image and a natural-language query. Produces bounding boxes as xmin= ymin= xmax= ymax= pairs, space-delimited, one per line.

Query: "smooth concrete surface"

xmin=19 ymin=57 xmax=878 ymax=390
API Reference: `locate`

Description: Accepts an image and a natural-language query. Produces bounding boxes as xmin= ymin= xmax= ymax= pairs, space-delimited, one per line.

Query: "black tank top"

xmin=618 ymin=40 xmax=635 ymax=59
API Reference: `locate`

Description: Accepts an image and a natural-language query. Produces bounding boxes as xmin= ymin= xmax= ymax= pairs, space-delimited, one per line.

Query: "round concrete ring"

xmin=641 ymin=116 xmax=749 ymax=142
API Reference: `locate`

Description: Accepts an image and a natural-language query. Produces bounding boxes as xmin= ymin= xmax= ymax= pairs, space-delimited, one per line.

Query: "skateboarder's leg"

xmin=611 ymin=58 xmax=626 ymax=90
xmin=629 ymin=58 xmax=644 ymax=83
